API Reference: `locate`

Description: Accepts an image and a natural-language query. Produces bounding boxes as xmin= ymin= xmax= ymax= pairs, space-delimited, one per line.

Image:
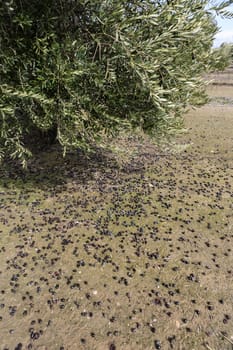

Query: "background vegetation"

xmin=0 ymin=0 xmax=232 ymax=166
xmin=211 ymin=42 xmax=233 ymax=70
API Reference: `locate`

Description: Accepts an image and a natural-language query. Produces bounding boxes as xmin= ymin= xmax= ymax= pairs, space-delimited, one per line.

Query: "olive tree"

xmin=0 ymin=0 xmax=232 ymax=166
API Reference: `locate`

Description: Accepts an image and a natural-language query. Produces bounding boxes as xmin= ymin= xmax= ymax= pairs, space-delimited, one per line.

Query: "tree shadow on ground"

xmin=0 ymin=144 xmax=122 ymax=192
xmin=0 ymin=138 xmax=163 ymax=193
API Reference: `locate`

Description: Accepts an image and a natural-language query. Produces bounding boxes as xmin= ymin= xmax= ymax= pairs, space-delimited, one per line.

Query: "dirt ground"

xmin=0 ymin=74 xmax=233 ymax=350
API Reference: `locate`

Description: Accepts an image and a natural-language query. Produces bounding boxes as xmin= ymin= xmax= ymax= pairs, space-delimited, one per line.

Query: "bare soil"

xmin=0 ymin=73 xmax=233 ymax=350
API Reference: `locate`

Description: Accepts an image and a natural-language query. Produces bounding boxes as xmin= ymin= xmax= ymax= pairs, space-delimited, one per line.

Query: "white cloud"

xmin=214 ymin=30 xmax=233 ymax=47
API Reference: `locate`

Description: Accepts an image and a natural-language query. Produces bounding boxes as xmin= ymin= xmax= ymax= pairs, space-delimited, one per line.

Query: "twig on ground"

xmin=219 ymin=333 xmax=233 ymax=346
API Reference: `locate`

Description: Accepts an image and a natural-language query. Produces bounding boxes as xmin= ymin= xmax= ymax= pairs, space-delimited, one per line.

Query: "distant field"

xmin=207 ymin=85 xmax=233 ymax=99
xmin=206 ymin=66 xmax=233 ymax=86
xmin=206 ymin=65 xmax=233 ymax=104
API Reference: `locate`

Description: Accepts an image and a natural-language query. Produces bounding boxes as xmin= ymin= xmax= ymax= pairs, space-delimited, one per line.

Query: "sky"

xmin=214 ymin=7 xmax=233 ymax=47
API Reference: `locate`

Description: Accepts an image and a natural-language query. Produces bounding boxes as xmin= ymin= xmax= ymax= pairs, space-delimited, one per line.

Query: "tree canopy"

xmin=212 ymin=42 xmax=233 ymax=70
xmin=0 ymin=0 xmax=232 ymax=166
